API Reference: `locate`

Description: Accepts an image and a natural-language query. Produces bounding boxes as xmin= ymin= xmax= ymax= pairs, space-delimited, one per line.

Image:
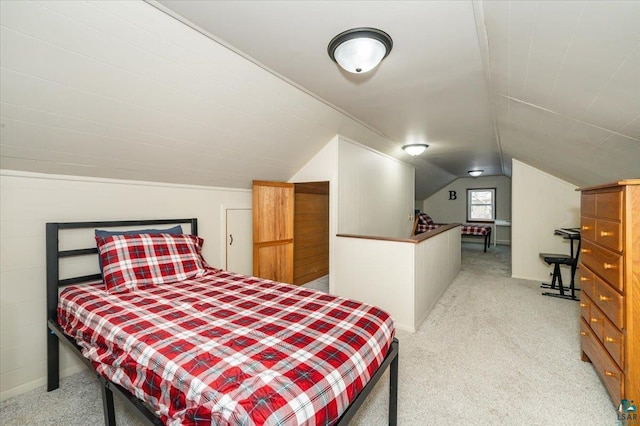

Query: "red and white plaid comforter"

xmin=459 ymin=224 xmax=491 ymax=236
xmin=416 ymin=223 xmax=491 ymax=236
xmin=58 ymin=269 xmax=395 ymax=425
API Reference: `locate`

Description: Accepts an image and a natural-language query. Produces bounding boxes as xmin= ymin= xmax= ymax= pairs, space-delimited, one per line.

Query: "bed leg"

xmin=102 ymin=383 xmax=117 ymax=426
xmin=389 ymin=343 xmax=399 ymax=426
xmin=46 ymin=328 xmax=59 ymax=391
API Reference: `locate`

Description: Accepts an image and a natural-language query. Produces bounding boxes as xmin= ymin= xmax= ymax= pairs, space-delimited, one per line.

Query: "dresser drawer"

xmin=593 ymin=275 xmax=624 ymax=329
xmin=579 ymin=294 xmax=591 ymax=323
xmin=580 ymin=319 xmax=623 ymax=404
xmin=581 ymin=217 xmax=595 ymax=242
xmin=578 ymin=266 xmax=595 ymax=299
xmin=582 ymin=193 xmax=596 ymax=217
xmin=588 ymin=300 xmax=606 ymax=341
xmin=580 ymin=241 xmax=623 ymax=292
xmin=595 ymin=219 xmax=622 ymax=252
xmin=596 ymin=190 xmax=622 ymax=221
xmin=603 ymin=319 xmax=624 ymax=369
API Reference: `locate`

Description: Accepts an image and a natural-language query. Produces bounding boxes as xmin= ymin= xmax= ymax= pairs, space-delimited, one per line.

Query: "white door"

xmin=226 ymin=209 xmax=253 ymax=275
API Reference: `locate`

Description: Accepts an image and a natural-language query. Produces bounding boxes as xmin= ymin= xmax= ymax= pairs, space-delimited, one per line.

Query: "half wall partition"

xmin=334 ymin=224 xmax=461 ymax=332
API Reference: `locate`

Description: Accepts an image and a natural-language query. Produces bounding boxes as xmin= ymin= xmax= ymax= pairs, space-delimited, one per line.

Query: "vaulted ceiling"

xmin=1 ymin=1 xmax=638 ymax=200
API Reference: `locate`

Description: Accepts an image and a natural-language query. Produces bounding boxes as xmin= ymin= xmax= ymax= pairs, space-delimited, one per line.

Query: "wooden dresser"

xmin=578 ymin=179 xmax=639 ymax=407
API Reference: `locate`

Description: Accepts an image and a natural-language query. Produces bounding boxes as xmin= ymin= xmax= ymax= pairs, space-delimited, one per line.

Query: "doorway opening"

xmin=293 ymin=181 xmax=329 ymax=286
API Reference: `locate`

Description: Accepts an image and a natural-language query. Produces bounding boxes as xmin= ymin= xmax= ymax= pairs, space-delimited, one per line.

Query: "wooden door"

xmin=226 ymin=208 xmax=253 ymax=276
xmin=252 ymin=180 xmax=294 ymax=283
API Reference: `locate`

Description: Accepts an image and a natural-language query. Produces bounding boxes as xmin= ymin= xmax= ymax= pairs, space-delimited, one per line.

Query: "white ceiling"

xmin=155 ymin=0 xmax=640 ymax=190
xmin=1 ymin=1 xmax=638 ymax=200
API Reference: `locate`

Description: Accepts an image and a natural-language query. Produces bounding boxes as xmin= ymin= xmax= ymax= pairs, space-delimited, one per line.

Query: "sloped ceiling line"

xmin=501 ymin=95 xmax=640 ymax=142
xmin=528 ymin=1 xmax=559 ymax=141
xmin=471 ymin=0 xmax=506 ymax=176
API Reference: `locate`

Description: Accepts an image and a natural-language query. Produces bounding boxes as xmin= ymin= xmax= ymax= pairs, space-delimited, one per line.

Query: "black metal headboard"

xmin=45 ymin=218 xmax=198 ymax=325
xmin=45 ymin=218 xmax=197 ymax=418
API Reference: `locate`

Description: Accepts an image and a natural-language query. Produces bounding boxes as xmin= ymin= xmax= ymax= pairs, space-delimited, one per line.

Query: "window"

xmin=467 ymin=188 xmax=495 ymax=222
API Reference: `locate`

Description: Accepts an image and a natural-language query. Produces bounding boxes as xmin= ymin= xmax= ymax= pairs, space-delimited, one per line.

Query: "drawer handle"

xmin=580 ymin=276 xmax=589 ymax=282
xmin=603 ymin=263 xmax=615 ymax=270
xmin=605 ymin=336 xmax=616 ymax=343
xmin=580 ymin=331 xmax=587 ymax=336
xmin=579 ymin=303 xmax=587 ymax=308
xmin=599 ymin=295 xmax=612 ymax=302
xmin=600 ymin=231 xmax=613 ymax=237
xmin=581 ymin=248 xmax=591 ymax=254
xmin=590 ymin=317 xmax=599 ymax=323
xmin=604 ymin=370 xmax=617 ymax=378
xmin=582 ymin=225 xmax=591 ymax=231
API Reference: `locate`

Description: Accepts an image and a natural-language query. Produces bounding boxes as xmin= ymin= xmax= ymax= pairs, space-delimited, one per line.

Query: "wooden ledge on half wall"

xmin=336 ymin=223 xmax=461 ymax=244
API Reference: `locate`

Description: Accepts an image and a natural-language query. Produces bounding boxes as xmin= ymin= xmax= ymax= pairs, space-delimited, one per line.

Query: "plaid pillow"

xmin=418 ymin=213 xmax=435 ymax=225
xmin=96 ymin=233 xmax=207 ymax=293
xmin=94 ymin=226 xmax=183 ymax=277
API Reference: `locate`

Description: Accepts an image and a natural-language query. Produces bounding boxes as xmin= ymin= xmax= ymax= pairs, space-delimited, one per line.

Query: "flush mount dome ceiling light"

xmin=402 ymin=144 xmax=429 ymax=156
xmin=328 ymin=27 xmax=393 ymax=73
xmin=468 ymin=170 xmax=484 ymax=177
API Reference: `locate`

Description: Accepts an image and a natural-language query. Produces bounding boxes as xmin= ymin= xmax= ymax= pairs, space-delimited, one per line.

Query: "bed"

xmin=412 ymin=213 xmax=492 ymax=252
xmin=46 ymin=218 xmax=399 ymax=425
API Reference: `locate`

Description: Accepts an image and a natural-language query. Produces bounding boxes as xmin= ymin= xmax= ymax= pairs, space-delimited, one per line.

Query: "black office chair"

xmin=539 ymin=248 xmax=580 ymax=301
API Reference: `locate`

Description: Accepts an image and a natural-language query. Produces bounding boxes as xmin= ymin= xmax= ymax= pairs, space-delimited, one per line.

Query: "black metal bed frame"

xmin=46 ymin=218 xmax=399 ymax=425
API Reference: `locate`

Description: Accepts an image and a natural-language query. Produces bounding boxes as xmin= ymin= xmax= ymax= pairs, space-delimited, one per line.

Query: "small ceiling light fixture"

xmin=328 ymin=27 xmax=393 ymax=73
xmin=402 ymin=144 xmax=429 ymax=156
xmin=468 ymin=170 xmax=484 ymax=177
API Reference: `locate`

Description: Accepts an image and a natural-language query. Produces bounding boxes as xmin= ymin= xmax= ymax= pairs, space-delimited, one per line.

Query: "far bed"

xmin=46 ymin=218 xmax=399 ymax=425
xmin=412 ymin=213 xmax=492 ymax=252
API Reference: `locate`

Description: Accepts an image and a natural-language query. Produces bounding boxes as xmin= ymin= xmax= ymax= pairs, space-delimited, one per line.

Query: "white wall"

xmin=414 ymin=229 xmax=461 ymax=328
xmin=338 ymin=138 xmax=415 ymax=238
xmin=334 ymin=226 xmax=461 ymax=333
xmin=511 ymin=160 xmax=580 ymax=282
xmin=291 ymin=136 xmax=416 ymax=293
xmin=422 ymin=175 xmax=512 ymax=244
xmin=289 ymin=136 xmax=339 ymax=293
xmin=0 ymin=170 xmax=251 ymax=400
xmin=334 ymin=237 xmax=415 ymax=330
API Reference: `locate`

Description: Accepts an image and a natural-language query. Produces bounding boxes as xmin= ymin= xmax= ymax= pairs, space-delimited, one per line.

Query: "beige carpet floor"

xmin=1 ymin=243 xmax=615 ymax=425
xmin=350 ymin=243 xmax=613 ymax=425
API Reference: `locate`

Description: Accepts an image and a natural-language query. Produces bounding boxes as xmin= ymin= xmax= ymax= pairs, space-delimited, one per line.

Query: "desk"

xmin=493 ymin=219 xmax=511 ymax=246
